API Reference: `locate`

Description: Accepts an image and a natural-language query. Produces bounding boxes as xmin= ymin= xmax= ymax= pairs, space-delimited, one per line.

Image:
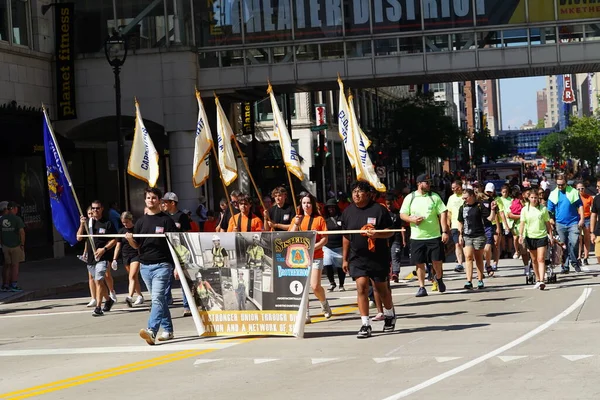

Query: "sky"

xmin=499 ymin=77 xmax=546 ymax=130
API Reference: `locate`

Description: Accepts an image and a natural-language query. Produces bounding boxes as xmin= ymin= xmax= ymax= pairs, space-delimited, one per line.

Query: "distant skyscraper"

xmin=537 ymin=89 xmax=548 ymax=125
xmin=546 ymin=75 xmax=560 ymax=128
xmin=477 ymin=79 xmax=500 ymax=136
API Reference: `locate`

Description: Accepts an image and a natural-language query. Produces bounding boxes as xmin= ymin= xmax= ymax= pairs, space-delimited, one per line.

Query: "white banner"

xmin=127 ymin=99 xmax=160 ymax=187
xmin=215 ymin=97 xmax=238 ymax=186
xmin=193 ymin=91 xmax=213 ymax=188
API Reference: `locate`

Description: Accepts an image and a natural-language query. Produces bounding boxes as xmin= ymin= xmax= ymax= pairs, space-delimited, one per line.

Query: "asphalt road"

xmin=1 ymin=259 xmax=599 ymax=400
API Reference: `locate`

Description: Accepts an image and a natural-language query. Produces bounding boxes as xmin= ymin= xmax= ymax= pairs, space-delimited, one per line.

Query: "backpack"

xmin=196 ymin=204 xmax=208 ymax=221
xmin=405 ymin=191 xmax=435 ymax=214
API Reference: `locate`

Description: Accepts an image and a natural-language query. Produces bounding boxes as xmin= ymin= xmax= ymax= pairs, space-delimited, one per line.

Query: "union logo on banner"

xmin=563 ymin=75 xmax=575 ymax=104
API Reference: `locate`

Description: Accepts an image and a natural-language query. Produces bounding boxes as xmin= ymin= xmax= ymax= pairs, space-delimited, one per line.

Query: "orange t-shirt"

xmin=581 ymin=194 xmax=593 ymax=218
xmin=227 ymin=213 xmax=263 ymax=232
xmin=289 ymin=215 xmax=327 ymax=259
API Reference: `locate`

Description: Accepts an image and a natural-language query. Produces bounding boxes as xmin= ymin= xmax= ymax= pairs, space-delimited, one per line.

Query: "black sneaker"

xmin=583 ymin=258 xmax=589 ymax=266
xmin=437 ymin=278 xmax=446 ymax=293
xmin=561 ymin=266 xmax=570 ymax=274
xmin=102 ymin=298 xmax=115 ymax=312
xmin=327 ymin=284 xmax=336 ymax=292
xmin=416 ymin=287 xmax=428 ymax=297
xmin=383 ymin=315 xmax=396 ymax=332
xmin=454 ymin=265 xmax=464 ymax=273
xmin=92 ymin=307 xmax=104 ymax=317
xmin=357 ymin=324 xmax=372 ymax=339
xmin=464 ymin=281 xmax=473 ymax=290
xmin=574 ymin=264 xmax=582 ymax=273
xmin=125 ymin=296 xmax=134 ymax=308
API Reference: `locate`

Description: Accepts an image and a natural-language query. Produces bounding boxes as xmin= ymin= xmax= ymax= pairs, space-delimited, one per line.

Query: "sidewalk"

xmin=0 ymin=255 xmax=128 ymax=304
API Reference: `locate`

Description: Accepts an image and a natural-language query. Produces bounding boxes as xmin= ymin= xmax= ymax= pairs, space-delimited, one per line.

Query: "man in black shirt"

xmin=341 ymin=181 xmax=395 ymax=338
xmin=218 ymin=190 xmax=240 ymax=232
xmin=126 ymin=187 xmax=178 ymax=345
xmin=264 ymin=186 xmax=294 ymax=231
xmin=589 ymin=178 xmax=600 ymax=264
xmin=161 ymin=191 xmax=192 ymax=316
xmin=77 ymin=200 xmax=117 ymax=317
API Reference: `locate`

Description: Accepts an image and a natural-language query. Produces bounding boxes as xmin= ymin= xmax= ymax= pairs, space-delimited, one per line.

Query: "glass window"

xmin=425 ymin=35 xmax=450 ymax=52
xmin=559 ymin=24 xmax=584 ymax=43
xmin=374 ymin=38 xmax=398 ymax=56
xmin=585 ymin=24 xmax=600 ymax=41
xmin=320 ymin=42 xmax=344 ymax=60
xmin=244 ymin=0 xmax=292 ymax=44
xmin=347 ymin=40 xmax=372 ymax=58
xmin=502 ymin=29 xmax=528 ymax=47
xmin=272 ymin=46 xmax=293 ymax=63
xmin=0 ymin=1 xmax=8 ymax=41
xmin=256 ymin=94 xmax=295 ymax=122
xmin=246 ymin=48 xmax=269 ymax=64
xmin=476 ymin=31 xmax=500 ymax=48
xmin=295 ymin=0 xmax=342 ymax=40
xmin=452 ymin=32 xmax=474 ymax=50
xmin=530 ymin=27 xmax=557 ymax=45
xmin=10 ymin=0 xmax=29 ymax=46
xmin=198 ymin=51 xmax=219 ymax=68
xmin=295 ymin=44 xmax=318 ymax=61
xmin=399 ymin=36 xmax=422 ymax=54
xmin=220 ymin=50 xmax=244 ymax=67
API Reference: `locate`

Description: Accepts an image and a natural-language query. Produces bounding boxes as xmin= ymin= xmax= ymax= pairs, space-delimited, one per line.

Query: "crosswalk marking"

xmin=562 ymin=355 xmax=594 ymax=361
xmin=498 ymin=356 xmax=528 ymax=362
xmin=254 ymin=358 xmax=278 ymax=364
xmin=436 ymin=357 xmax=462 ymax=363
xmin=373 ymin=357 xmax=400 ymax=363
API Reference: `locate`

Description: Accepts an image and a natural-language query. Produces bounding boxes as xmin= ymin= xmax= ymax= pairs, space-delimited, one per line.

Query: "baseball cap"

xmin=485 ymin=182 xmax=495 ymax=193
xmin=162 ymin=192 xmax=179 ymax=202
xmin=416 ymin=174 xmax=431 ymax=183
xmin=212 ymin=235 xmax=220 ymax=241
xmin=182 ymin=209 xmax=190 ymax=214
xmin=0 ymin=201 xmax=7 ymax=212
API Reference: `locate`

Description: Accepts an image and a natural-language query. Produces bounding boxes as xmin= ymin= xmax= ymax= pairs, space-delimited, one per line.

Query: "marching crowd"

xmin=6 ymin=170 xmax=598 ymax=341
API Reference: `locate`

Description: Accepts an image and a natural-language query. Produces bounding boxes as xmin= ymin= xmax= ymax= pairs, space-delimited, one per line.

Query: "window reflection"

xmin=320 ymin=42 xmax=344 ymax=60
xmin=347 ymin=40 xmax=372 ymax=58
xmin=10 ymin=0 xmax=28 ymax=46
xmin=375 ymin=38 xmax=398 ymax=56
xmin=530 ymin=27 xmax=556 ymax=45
xmin=452 ymin=32 xmax=474 ymax=50
xmin=399 ymin=36 xmax=423 ymax=54
xmin=0 ymin=1 xmax=8 ymax=42
xmin=220 ymin=49 xmax=244 ymax=67
xmin=425 ymin=35 xmax=450 ymax=52
xmin=295 ymin=44 xmax=318 ymax=61
xmin=585 ymin=24 xmax=600 ymax=41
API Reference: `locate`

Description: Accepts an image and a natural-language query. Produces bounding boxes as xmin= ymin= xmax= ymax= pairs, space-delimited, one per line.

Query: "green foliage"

xmin=563 ymin=115 xmax=600 ymax=166
xmin=472 ymin=129 xmax=511 ymax=164
xmin=536 ymin=120 xmax=545 ymax=129
xmin=538 ymin=131 xmax=567 ymax=161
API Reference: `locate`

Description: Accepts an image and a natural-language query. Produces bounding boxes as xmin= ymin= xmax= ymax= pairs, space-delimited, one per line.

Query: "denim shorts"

xmin=323 ymin=246 xmax=343 ymax=269
xmin=584 ymin=217 xmax=590 ymax=229
xmin=87 ymin=261 xmax=107 ymax=281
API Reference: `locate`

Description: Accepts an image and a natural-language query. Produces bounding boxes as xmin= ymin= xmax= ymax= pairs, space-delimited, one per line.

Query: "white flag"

xmin=268 ymin=84 xmax=303 ymax=181
xmin=348 ymin=95 xmax=386 ymax=192
xmin=215 ymin=96 xmax=238 ymax=186
xmin=338 ymin=77 xmax=358 ymax=168
xmin=193 ymin=90 xmax=213 ymax=188
xmin=128 ymin=99 xmax=160 ymax=187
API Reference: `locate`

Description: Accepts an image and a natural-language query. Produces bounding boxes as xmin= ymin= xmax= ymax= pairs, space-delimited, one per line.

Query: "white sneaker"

xmin=134 ymin=295 xmax=144 ymax=306
xmin=139 ymin=329 xmax=156 ymax=346
xmin=321 ymin=301 xmax=332 ymax=319
xmin=86 ymin=298 xmax=97 ymax=307
xmin=369 ymin=301 xmax=376 ymax=309
xmin=539 ymin=282 xmax=546 ymax=290
xmin=109 ymin=291 xmax=117 ymax=302
xmin=533 ymin=282 xmax=542 ymax=290
xmin=157 ymin=331 xmax=175 ymax=342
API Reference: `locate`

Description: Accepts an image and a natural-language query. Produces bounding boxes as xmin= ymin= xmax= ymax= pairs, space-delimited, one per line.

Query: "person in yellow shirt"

xmin=227 ymin=194 xmax=263 ymax=232
xmin=446 ymin=181 xmax=465 ymax=273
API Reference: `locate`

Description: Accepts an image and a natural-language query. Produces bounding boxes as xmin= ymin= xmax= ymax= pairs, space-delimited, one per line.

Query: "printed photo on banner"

xmin=200 ymin=232 xmax=236 ymax=268
xmin=235 ymin=232 xmax=274 ymax=294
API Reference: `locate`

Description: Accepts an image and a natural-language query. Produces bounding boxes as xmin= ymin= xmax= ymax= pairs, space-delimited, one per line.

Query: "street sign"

xmin=310 ymin=124 xmax=328 ymax=132
xmin=401 ymin=150 xmax=410 ymax=168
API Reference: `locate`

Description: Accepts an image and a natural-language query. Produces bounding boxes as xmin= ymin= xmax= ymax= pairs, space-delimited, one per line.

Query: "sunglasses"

xmin=577 ymin=188 xmax=585 ymax=191
xmin=557 ymin=183 xmax=566 ymax=187
xmin=91 ymin=207 xmax=101 ymax=210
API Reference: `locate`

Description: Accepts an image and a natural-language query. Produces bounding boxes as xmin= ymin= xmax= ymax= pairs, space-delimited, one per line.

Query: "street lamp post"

xmin=104 ymin=32 xmax=129 ymax=211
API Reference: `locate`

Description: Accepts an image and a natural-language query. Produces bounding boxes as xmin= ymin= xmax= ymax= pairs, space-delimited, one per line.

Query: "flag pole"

xmin=210 ymin=146 xmax=236 ymax=226
xmin=286 ymin=168 xmax=298 ymax=211
xmin=230 ymin=135 xmax=267 ymax=213
xmin=42 ymin=105 xmax=96 ymax=253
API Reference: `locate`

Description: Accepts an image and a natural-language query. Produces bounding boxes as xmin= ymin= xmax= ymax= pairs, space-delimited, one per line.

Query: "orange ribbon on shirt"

xmin=360 ymin=224 xmax=376 ymax=252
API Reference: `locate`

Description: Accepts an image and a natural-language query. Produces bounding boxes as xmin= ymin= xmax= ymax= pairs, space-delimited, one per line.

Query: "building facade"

xmin=537 ymin=89 xmax=548 ymax=124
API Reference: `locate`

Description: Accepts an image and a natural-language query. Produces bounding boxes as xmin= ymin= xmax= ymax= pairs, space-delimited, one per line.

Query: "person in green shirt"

xmin=446 ymin=181 xmax=465 ymax=273
xmin=400 ymin=174 xmax=449 ymax=298
xmin=519 ymin=191 xmax=553 ymax=290
xmin=498 ymin=185 xmax=515 ymax=259
xmin=0 ymin=202 xmax=26 ymax=292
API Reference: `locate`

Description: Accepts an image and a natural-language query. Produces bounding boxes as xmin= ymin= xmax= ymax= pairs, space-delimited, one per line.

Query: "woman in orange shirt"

xmin=577 ymin=182 xmax=593 ymax=265
xmin=227 ymin=194 xmax=263 ymax=232
xmin=289 ymin=192 xmax=332 ymax=324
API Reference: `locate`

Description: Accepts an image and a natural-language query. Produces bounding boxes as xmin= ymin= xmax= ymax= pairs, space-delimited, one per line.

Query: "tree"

xmin=536 ymin=120 xmax=545 ymax=129
xmin=563 ymin=116 xmax=600 ymax=166
xmin=538 ymin=131 xmax=567 ymax=161
xmin=472 ymin=129 xmax=511 ymax=164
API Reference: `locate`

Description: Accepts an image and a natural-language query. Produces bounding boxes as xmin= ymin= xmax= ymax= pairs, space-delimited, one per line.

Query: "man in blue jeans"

xmin=547 ymin=174 xmax=584 ymax=273
xmin=126 ymin=187 xmax=178 ymax=345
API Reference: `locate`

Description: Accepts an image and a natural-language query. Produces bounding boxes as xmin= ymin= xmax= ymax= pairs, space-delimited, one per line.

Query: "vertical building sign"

xmin=588 ymin=73 xmax=594 ymax=114
xmin=242 ymin=102 xmax=254 ymax=136
xmin=314 ymin=104 xmax=326 ymax=126
xmin=562 ymin=75 xmax=575 ymax=104
xmin=55 ymin=3 xmax=77 ymax=120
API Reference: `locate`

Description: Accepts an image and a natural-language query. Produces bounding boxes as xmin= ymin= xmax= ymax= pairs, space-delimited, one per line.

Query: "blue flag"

xmin=43 ymin=109 xmax=80 ymax=246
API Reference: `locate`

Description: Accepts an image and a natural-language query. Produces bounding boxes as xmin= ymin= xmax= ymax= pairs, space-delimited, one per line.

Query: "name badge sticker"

xmin=155 ymin=226 xmax=165 ymax=234
xmin=175 ymin=222 xmax=181 ymax=229
xmin=98 ymin=228 xmax=106 ymax=234
xmin=367 ymin=217 xmax=377 ymax=225
xmin=283 ymin=214 xmax=290 ymax=221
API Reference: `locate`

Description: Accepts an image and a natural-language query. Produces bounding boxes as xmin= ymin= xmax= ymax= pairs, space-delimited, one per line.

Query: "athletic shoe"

xmin=437 ymin=278 xmax=446 ymax=293
xmin=134 ymin=296 xmax=144 ymax=306
xmin=454 ymin=265 xmax=464 ymax=273
xmin=357 ymin=324 xmax=372 ymax=339
xmin=157 ymin=331 xmax=175 ymax=342
xmin=539 ymin=282 xmax=546 ymax=290
xmin=391 ymin=274 xmax=399 ymax=283
xmin=533 ymin=281 xmax=542 ymax=290
xmin=0 ymin=286 xmax=9 ymax=292
xmin=561 ymin=266 xmax=570 ymax=274
xmin=305 ymin=315 xmax=311 ymax=324
xmin=383 ymin=315 xmax=396 ymax=332
xmin=109 ymin=291 xmax=117 ymax=302
xmin=416 ymin=287 xmax=428 ymax=297
xmin=339 ymin=286 xmax=346 ymax=292
xmin=491 ymin=264 xmax=498 ymax=272
xmin=372 ymin=312 xmax=385 ymax=321
xmin=183 ymin=309 xmax=192 ymax=317
xmin=125 ymin=297 xmax=134 ymax=308
xmin=369 ymin=300 xmax=376 ymax=309
xmin=464 ymin=281 xmax=473 ymax=290
xmin=583 ymin=258 xmax=589 ymax=266
xmin=139 ymin=329 xmax=156 ymax=346
xmin=9 ymin=285 xmax=23 ymax=292
xmin=513 ymin=252 xmax=520 ymax=259
xmin=92 ymin=307 xmax=104 ymax=317
xmin=322 ymin=301 xmax=332 ymax=319
xmin=102 ymin=298 xmax=115 ymax=312
xmin=404 ymin=271 xmax=416 ymax=280
xmin=485 ymin=264 xmax=492 ymax=275
xmin=574 ymin=264 xmax=582 ymax=273
xmin=432 ymin=281 xmax=439 ymax=292
xmin=477 ymin=280 xmax=485 ymax=290
xmin=86 ymin=298 xmax=97 ymax=308
xmin=327 ymin=284 xmax=336 ymax=292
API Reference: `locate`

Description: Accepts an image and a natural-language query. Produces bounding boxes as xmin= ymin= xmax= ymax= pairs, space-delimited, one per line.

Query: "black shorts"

xmin=349 ymin=263 xmax=389 ymax=283
xmin=124 ymin=255 xmax=139 ymax=266
xmin=525 ymin=237 xmax=548 ymax=250
xmin=450 ymin=229 xmax=460 ymax=245
xmin=411 ymin=238 xmax=444 ymax=264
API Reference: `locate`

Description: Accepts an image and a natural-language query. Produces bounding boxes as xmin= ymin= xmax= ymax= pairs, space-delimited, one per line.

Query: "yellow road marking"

xmin=311 ymin=305 xmax=358 ymax=323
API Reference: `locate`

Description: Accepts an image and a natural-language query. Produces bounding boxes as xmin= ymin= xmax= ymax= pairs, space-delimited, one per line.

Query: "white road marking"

xmin=193 ymin=359 xmax=222 ymax=365
xmin=254 ymin=358 xmax=278 ymax=364
xmin=374 ymin=357 xmax=400 ymax=363
xmin=562 ymin=355 xmax=594 ymax=361
xmin=498 ymin=356 xmax=528 ymax=362
xmin=311 ymin=358 xmax=339 ymax=365
xmin=380 ymin=287 xmax=592 ymax=400
xmin=0 ymin=343 xmax=238 ymax=357
xmin=0 ymin=308 xmax=148 ymax=319
xmin=385 ymin=337 xmax=423 ymax=357
xmin=436 ymin=357 xmax=462 ymax=363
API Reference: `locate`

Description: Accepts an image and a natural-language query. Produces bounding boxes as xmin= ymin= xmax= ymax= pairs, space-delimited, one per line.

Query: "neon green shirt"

xmin=446 ymin=193 xmax=464 ymax=230
xmin=400 ymin=191 xmax=447 ymax=240
xmin=521 ymin=204 xmax=550 ymax=239
xmin=499 ymin=196 xmax=514 ymax=228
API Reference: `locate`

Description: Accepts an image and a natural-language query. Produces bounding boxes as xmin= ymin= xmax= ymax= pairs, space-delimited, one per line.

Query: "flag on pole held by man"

xmin=347 ymin=94 xmax=386 ymax=192
xmin=128 ymin=99 xmax=160 ymax=187
xmin=337 ymin=77 xmax=358 ymax=168
xmin=268 ymin=84 xmax=303 ymax=180
xmin=215 ymin=96 xmax=238 ymax=186
xmin=193 ymin=90 xmax=213 ymax=188
xmin=42 ymin=107 xmax=80 ymax=246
